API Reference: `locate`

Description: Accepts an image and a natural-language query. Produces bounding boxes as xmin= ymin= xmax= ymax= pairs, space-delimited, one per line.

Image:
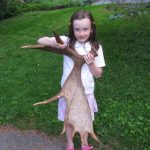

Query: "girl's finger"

xmin=84 ymin=53 xmax=95 ymax=64
xmin=87 ymin=53 xmax=94 ymax=61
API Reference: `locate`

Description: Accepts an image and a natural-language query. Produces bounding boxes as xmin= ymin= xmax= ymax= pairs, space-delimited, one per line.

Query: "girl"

xmin=38 ymin=10 xmax=105 ymax=150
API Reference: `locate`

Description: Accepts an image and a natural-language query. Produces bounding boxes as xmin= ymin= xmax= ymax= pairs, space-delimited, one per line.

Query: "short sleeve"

xmin=94 ymin=45 xmax=106 ymax=67
xmin=60 ymin=36 xmax=69 ymax=45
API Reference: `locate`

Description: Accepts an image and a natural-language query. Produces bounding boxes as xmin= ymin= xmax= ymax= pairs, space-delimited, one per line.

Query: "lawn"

xmin=0 ymin=5 xmax=149 ymax=150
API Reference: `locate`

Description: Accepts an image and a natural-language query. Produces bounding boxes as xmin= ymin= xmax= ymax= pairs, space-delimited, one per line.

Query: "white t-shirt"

xmin=59 ymin=36 xmax=106 ymax=94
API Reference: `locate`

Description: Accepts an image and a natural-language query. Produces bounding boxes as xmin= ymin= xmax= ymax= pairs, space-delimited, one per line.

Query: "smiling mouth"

xmin=79 ymin=37 xmax=86 ymax=40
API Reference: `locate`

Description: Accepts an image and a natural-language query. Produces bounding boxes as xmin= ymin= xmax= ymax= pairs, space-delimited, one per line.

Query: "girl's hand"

xmin=55 ymin=41 xmax=66 ymax=49
xmin=84 ymin=53 xmax=102 ymax=78
xmin=84 ymin=53 xmax=95 ymax=65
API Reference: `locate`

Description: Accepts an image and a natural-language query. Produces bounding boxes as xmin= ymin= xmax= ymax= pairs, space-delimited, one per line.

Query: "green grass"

xmin=0 ymin=5 xmax=149 ymax=149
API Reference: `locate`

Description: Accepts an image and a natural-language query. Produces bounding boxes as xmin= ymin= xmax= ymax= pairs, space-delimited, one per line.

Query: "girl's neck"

xmin=76 ymin=40 xmax=89 ymax=45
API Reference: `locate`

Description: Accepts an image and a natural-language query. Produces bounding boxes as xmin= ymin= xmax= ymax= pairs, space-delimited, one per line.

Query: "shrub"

xmin=77 ymin=0 xmax=95 ymax=5
xmin=0 ymin=0 xmax=8 ymax=20
xmin=0 ymin=0 xmax=81 ymax=20
xmin=0 ymin=0 xmax=23 ymax=20
xmin=107 ymin=3 xmax=150 ymax=20
xmin=22 ymin=3 xmax=55 ymax=12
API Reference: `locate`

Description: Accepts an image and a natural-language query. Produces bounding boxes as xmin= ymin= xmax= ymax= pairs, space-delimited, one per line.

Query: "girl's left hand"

xmin=84 ymin=53 xmax=95 ymax=65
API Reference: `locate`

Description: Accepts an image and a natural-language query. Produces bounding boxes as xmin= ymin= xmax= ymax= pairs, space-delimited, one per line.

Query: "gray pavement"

xmin=92 ymin=0 xmax=150 ymax=5
xmin=0 ymin=126 xmax=66 ymax=150
xmin=0 ymin=126 xmax=104 ymax=150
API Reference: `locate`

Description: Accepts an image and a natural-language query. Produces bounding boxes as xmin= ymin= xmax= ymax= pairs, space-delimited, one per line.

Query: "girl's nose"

xmin=80 ymin=30 xmax=84 ymax=36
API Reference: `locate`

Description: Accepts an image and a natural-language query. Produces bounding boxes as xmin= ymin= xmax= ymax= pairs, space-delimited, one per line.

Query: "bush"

xmin=77 ymin=0 xmax=95 ymax=5
xmin=22 ymin=1 xmax=80 ymax=12
xmin=107 ymin=3 xmax=150 ymax=20
xmin=0 ymin=0 xmax=23 ymax=20
xmin=0 ymin=0 xmax=81 ymax=20
xmin=0 ymin=0 xmax=8 ymax=20
xmin=22 ymin=3 xmax=55 ymax=12
xmin=6 ymin=0 xmax=23 ymax=17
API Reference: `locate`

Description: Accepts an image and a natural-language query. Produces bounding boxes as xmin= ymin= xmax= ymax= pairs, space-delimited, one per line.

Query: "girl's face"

xmin=73 ymin=18 xmax=92 ymax=44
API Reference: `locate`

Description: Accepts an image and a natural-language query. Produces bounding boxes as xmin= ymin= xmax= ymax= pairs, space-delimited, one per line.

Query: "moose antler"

xmin=21 ymin=32 xmax=99 ymax=144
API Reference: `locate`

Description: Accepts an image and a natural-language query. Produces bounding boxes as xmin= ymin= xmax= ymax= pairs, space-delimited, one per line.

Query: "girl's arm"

xmin=88 ymin=64 xmax=102 ymax=78
xmin=38 ymin=37 xmax=56 ymax=46
xmin=38 ymin=37 xmax=66 ymax=49
xmin=84 ymin=53 xmax=103 ymax=78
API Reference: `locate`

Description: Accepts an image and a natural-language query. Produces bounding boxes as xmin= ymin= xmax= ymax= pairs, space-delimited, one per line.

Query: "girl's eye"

xmin=74 ymin=28 xmax=80 ymax=31
xmin=84 ymin=28 xmax=89 ymax=32
xmin=83 ymin=28 xmax=88 ymax=31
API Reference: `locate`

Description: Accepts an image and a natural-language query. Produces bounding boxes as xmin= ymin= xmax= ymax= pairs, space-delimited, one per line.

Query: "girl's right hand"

xmin=55 ymin=41 xmax=67 ymax=49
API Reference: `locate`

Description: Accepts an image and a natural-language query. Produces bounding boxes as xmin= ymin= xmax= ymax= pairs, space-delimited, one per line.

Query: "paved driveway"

xmin=0 ymin=126 xmax=66 ymax=150
xmin=92 ymin=0 xmax=150 ymax=5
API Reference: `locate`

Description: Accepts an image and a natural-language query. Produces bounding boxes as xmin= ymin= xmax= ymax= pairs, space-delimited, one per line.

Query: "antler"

xmin=21 ymin=32 xmax=97 ymax=64
xmin=21 ymin=32 xmax=99 ymax=143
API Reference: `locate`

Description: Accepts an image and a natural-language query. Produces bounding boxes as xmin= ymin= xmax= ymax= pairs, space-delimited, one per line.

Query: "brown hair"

xmin=68 ymin=10 xmax=99 ymax=50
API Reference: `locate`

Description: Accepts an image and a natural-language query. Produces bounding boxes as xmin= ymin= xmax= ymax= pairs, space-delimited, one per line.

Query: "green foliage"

xmin=0 ymin=0 xmax=8 ymax=20
xmin=107 ymin=3 xmax=150 ymax=20
xmin=0 ymin=0 xmax=23 ymax=19
xmin=6 ymin=0 xmax=23 ymax=17
xmin=0 ymin=5 xmax=149 ymax=149
xmin=77 ymin=0 xmax=95 ymax=5
xmin=22 ymin=1 xmax=80 ymax=12
xmin=22 ymin=3 xmax=56 ymax=12
xmin=0 ymin=0 xmax=81 ymax=20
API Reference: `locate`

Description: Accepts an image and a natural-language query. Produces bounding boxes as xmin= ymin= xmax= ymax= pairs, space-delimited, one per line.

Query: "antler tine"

xmin=53 ymin=31 xmax=64 ymax=45
xmin=33 ymin=93 xmax=63 ymax=106
xmin=90 ymin=132 xmax=99 ymax=142
xmin=21 ymin=32 xmax=85 ymax=62
xmin=21 ymin=45 xmax=45 ymax=49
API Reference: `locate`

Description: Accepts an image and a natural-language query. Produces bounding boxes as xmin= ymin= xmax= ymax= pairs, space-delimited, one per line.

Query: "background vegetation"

xmin=0 ymin=1 xmax=149 ymax=150
xmin=0 ymin=0 xmax=81 ymax=20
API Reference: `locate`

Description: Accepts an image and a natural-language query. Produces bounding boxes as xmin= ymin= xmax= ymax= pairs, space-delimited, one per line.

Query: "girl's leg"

xmin=66 ymin=124 xmax=74 ymax=149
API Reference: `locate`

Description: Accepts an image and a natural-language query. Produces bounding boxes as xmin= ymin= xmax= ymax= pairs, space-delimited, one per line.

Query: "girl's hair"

xmin=68 ymin=10 xmax=99 ymax=50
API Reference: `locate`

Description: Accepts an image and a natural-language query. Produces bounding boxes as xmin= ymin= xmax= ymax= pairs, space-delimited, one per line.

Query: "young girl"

xmin=38 ymin=10 xmax=105 ymax=150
